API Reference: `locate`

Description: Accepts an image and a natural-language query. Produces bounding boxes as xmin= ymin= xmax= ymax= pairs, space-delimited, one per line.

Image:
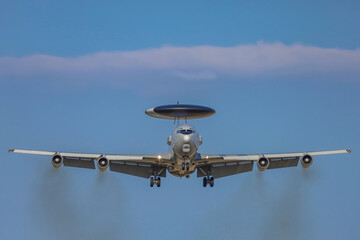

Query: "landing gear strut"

xmin=203 ymin=176 xmax=214 ymax=187
xmin=150 ymin=176 xmax=161 ymax=187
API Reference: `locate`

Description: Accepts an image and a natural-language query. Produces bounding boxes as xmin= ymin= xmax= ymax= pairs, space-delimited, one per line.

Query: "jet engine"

xmin=301 ymin=154 xmax=313 ymax=168
xmin=52 ymin=154 xmax=63 ymax=168
xmin=257 ymin=157 xmax=270 ymax=171
xmin=97 ymin=157 xmax=109 ymax=171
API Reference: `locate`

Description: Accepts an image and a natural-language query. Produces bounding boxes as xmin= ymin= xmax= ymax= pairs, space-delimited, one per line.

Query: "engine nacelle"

xmin=199 ymin=136 xmax=203 ymax=145
xmin=301 ymin=154 xmax=313 ymax=168
xmin=97 ymin=157 xmax=109 ymax=171
xmin=52 ymin=154 xmax=63 ymax=168
xmin=257 ymin=157 xmax=270 ymax=171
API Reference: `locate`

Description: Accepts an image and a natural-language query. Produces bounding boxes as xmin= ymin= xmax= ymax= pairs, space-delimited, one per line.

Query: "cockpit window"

xmin=177 ymin=129 xmax=194 ymax=135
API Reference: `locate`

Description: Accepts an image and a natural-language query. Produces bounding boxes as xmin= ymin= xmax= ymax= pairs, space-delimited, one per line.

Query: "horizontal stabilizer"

xmin=197 ymin=162 xmax=253 ymax=179
xmin=110 ymin=163 xmax=166 ymax=178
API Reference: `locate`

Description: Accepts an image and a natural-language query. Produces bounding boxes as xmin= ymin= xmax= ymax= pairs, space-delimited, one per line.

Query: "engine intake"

xmin=301 ymin=154 xmax=313 ymax=168
xmin=257 ymin=157 xmax=270 ymax=171
xmin=52 ymin=154 xmax=63 ymax=168
xmin=97 ymin=157 xmax=109 ymax=171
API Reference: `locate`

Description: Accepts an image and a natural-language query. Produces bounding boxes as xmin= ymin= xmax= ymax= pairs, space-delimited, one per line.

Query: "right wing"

xmin=195 ymin=149 xmax=351 ymax=179
xmin=9 ymin=149 xmax=172 ymax=178
xmin=195 ymin=149 xmax=350 ymax=165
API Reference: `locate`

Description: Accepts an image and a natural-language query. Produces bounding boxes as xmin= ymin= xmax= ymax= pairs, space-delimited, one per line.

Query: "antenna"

xmin=145 ymin=104 xmax=215 ymax=120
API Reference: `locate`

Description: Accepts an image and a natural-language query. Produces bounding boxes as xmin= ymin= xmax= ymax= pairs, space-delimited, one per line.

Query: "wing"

xmin=195 ymin=149 xmax=351 ymax=179
xmin=9 ymin=149 xmax=172 ymax=178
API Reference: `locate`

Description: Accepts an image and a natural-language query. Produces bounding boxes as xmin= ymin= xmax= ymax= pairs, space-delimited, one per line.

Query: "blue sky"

xmin=1 ymin=1 xmax=359 ymax=239
xmin=1 ymin=0 xmax=360 ymax=57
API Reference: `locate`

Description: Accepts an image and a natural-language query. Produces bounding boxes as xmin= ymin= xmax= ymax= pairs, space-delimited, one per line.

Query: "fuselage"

xmin=168 ymin=124 xmax=201 ymax=177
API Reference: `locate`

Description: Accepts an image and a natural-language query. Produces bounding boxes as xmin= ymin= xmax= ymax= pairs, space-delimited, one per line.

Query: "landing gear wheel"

xmin=182 ymin=163 xmax=185 ymax=171
xmin=203 ymin=177 xmax=208 ymax=187
xmin=150 ymin=177 xmax=154 ymax=187
xmin=209 ymin=177 xmax=214 ymax=187
xmin=156 ymin=177 xmax=161 ymax=187
xmin=186 ymin=162 xmax=190 ymax=171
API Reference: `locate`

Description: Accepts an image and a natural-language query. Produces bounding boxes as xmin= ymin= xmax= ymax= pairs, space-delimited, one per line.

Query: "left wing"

xmin=195 ymin=149 xmax=351 ymax=179
xmin=9 ymin=149 xmax=172 ymax=178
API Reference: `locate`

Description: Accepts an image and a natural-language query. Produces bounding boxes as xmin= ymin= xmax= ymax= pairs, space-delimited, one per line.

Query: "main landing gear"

xmin=203 ymin=176 xmax=214 ymax=187
xmin=150 ymin=176 xmax=161 ymax=187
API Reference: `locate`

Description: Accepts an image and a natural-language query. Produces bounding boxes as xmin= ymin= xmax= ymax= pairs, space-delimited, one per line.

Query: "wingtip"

xmin=346 ymin=149 xmax=351 ymax=153
xmin=8 ymin=149 xmax=14 ymax=152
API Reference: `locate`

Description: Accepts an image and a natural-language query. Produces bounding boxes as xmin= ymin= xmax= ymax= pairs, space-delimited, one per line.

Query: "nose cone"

xmin=183 ymin=135 xmax=190 ymax=143
xmin=182 ymin=144 xmax=191 ymax=153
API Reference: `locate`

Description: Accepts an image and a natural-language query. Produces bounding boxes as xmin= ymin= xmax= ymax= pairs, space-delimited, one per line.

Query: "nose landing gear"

xmin=182 ymin=157 xmax=190 ymax=171
xmin=203 ymin=176 xmax=214 ymax=187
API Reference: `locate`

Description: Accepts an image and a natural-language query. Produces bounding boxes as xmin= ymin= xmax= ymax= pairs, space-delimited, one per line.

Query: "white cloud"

xmin=1 ymin=42 xmax=359 ymax=84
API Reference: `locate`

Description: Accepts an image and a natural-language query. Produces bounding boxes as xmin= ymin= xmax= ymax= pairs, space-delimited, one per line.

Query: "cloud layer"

xmin=1 ymin=42 xmax=359 ymax=84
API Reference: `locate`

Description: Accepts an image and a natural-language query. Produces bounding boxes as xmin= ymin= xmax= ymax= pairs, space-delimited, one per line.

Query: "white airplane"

xmin=9 ymin=104 xmax=351 ymax=187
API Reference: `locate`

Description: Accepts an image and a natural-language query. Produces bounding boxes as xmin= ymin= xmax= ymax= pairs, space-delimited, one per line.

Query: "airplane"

xmin=9 ymin=104 xmax=351 ymax=188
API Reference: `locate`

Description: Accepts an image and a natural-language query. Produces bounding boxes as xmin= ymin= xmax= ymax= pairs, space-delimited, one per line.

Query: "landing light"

xmin=157 ymin=155 xmax=162 ymax=160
